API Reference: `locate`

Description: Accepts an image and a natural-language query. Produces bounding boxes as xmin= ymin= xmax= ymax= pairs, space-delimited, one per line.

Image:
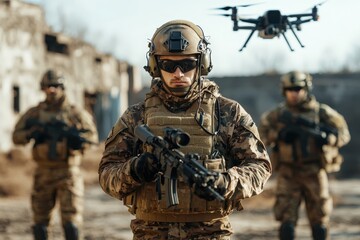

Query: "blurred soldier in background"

xmin=98 ymin=19 xmax=271 ymax=239
xmin=259 ymin=71 xmax=350 ymax=240
xmin=13 ymin=69 xmax=98 ymax=240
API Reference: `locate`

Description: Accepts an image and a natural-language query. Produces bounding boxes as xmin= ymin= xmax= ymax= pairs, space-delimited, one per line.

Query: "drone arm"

xmin=239 ymin=28 xmax=256 ymax=52
xmin=287 ymin=13 xmax=312 ymax=18
xmin=239 ymin=18 xmax=259 ymax=24
xmin=281 ymin=32 xmax=294 ymax=52
xmin=286 ymin=21 xmax=305 ymax=48
xmin=290 ymin=18 xmax=313 ymax=26
xmin=237 ymin=26 xmax=257 ymax=30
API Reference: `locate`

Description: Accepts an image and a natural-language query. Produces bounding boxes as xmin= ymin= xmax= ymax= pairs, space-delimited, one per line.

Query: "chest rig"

xmin=144 ymin=91 xmax=217 ymax=156
xmin=129 ymin=92 xmax=233 ymax=222
xmin=32 ymin=102 xmax=82 ymax=166
xmin=277 ymin=102 xmax=324 ymax=165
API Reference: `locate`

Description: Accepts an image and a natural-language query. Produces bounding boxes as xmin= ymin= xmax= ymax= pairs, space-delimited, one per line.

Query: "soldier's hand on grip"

xmin=278 ymin=128 xmax=298 ymax=143
xmin=67 ymin=135 xmax=83 ymax=150
xmin=27 ymin=126 xmax=47 ymax=143
xmin=315 ymin=132 xmax=337 ymax=147
xmin=130 ymin=152 xmax=161 ymax=183
xmin=194 ymin=173 xmax=228 ymax=201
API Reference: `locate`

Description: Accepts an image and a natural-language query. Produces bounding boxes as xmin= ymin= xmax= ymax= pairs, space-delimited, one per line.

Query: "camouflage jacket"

xmin=99 ymin=79 xmax=271 ymax=205
xmin=259 ymin=96 xmax=350 ymax=170
xmin=13 ymin=96 xmax=98 ymax=164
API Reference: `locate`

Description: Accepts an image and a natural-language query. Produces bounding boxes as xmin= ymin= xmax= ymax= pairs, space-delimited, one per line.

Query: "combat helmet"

xmin=281 ymin=70 xmax=312 ymax=94
xmin=40 ymin=69 xmax=65 ymax=90
xmin=144 ymin=20 xmax=212 ymax=78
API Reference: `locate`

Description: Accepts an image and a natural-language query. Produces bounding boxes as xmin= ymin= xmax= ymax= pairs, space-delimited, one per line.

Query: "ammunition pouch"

xmin=32 ymin=140 xmax=68 ymax=162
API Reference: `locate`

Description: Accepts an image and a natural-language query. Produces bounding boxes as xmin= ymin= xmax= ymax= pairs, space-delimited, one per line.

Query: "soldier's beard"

xmin=46 ymin=92 xmax=64 ymax=104
xmin=164 ymin=85 xmax=191 ymax=97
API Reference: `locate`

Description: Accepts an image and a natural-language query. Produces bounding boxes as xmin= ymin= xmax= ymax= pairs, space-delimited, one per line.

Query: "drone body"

xmin=214 ymin=4 xmax=321 ymax=51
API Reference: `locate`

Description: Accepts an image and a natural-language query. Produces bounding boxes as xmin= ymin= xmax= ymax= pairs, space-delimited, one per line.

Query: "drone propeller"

xmin=211 ymin=13 xmax=232 ymax=17
xmin=211 ymin=3 xmax=262 ymax=11
xmin=305 ymin=0 xmax=328 ymax=11
xmin=315 ymin=0 xmax=328 ymax=7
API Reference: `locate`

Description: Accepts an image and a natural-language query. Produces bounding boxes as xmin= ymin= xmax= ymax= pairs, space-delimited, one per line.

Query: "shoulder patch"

xmin=106 ymin=117 xmax=128 ymax=144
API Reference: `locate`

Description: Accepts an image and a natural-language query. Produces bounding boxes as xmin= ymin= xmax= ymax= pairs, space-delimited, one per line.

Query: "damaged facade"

xmin=0 ymin=0 xmax=142 ymax=151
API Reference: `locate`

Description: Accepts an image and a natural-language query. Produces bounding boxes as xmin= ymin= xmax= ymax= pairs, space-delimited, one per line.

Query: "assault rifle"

xmin=278 ymin=111 xmax=338 ymax=157
xmin=134 ymin=124 xmax=225 ymax=208
xmin=26 ymin=118 xmax=95 ymax=160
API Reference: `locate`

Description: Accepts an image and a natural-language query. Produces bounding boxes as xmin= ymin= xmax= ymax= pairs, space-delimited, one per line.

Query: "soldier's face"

xmin=285 ymin=87 xmax=307 ymax=106
xmin=44 ymin=85 xmax=64 ymax=102
xmin=158 ymin=55 xmax=198 ymax=96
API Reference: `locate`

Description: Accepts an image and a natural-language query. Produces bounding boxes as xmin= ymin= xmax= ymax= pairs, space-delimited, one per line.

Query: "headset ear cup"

xmin=148 ymin=54 xmax=160 ymax=78
xmin=200 ymin=48 xmax=212 ymax=76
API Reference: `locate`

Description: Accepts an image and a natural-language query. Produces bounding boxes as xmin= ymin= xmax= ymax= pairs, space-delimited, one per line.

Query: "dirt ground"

xmin=1 ymin=146 xmax=359 ymax=240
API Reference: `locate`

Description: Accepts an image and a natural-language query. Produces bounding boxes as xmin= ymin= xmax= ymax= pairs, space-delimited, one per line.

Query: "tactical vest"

xmin=31 ymin=102 xmax=82 ymax=167
xmin=128 ymin=93 xmax=234 ymax=222
xmin=276 ymin=103 xmax=342 ymax=172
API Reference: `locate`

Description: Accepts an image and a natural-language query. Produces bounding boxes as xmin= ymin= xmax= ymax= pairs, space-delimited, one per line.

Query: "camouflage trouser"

xmin=274 ymin=165 xmax=332 ymax=226
xmin=31 ymin=165 xmax=84 ymax=227
xmin=130 ymin=217 xmax=233 ymax=240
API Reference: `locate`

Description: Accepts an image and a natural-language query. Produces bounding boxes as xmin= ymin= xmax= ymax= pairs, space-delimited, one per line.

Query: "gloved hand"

xmin=278 ymin=128 xmax=298 ymax=143
xmin=130 ymin=152 xmax=161 ymax=183
xmin=194 ymin=173 xmax=228 ymax=201
xmin=67 ymin=135 xmax=84 ymax=150
xmin=315 ymin=132 xmax=337 ymax=147
xmin=27 ymin=126 xmax=47 ymax=143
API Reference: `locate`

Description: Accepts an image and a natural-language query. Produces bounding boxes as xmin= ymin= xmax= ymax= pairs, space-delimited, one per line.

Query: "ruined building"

xmin=0 ymin=0 xmax=142 ymax=151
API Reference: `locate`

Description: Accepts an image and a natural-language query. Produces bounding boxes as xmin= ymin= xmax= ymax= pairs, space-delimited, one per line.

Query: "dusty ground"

xmin=1 ymin=146 xmax=359 ymax=240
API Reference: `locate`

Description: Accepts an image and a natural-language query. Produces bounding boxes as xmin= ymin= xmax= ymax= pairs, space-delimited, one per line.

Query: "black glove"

xmin=194 ymin=173 xmax=228 ymax=201
xmin=67 ymin=135 xmax=84 ymax=150
xmin=130 ymin=152 xmax=161 ymax=183
xmin=278 ymin=128 xmax=298 ymax=143
xmin=315 ymin=132 xmax=336 ymax=147
xmin=28 ymin=127 xmax=47 ymax=143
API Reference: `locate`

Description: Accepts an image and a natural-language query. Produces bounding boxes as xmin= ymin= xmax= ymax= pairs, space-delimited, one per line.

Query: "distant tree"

xmin=253 ymin=48 xmax=287 ymax=75
xmin=318 ymin=47 xmax=342 ymax=73
xmin=344 ymin=44 xmax=360 ymax=72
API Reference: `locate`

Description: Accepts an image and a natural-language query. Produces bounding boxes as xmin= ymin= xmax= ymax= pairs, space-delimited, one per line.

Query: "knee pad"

xmin=63 ymin=222 xmax=79 ymax=240
xmin=279 ymin=221 xmax=295 ymax=240
xmin=32 ymin=224 xmax=48 ymax=240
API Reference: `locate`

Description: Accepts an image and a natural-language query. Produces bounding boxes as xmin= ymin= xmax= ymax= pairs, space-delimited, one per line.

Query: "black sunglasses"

xmin=157 ymin=59 xmax=198 ymax=73
xmin=285 ymin=86 xmax=303 ymax=92
xmin=46 ymin=84 xmax=63 ymax=89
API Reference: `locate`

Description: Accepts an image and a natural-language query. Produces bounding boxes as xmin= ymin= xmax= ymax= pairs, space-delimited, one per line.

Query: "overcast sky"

xmin=24 ymin=0 xmax=360 ymax=78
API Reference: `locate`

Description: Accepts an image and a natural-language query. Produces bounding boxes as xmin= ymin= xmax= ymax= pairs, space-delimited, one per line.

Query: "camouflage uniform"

xmin=13 ymin=95 xmax=98 ymax=239
xmin=99 ymin=78 xmax=272 ymax=239
xmin=259 ymin=82 xmax=350 ymax=239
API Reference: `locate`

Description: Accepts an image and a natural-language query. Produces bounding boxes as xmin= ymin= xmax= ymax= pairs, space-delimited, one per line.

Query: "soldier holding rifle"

xmin=259 ymin=71 xmax=350 ymax=240
xmin=13 ymin=69 xmax=98 ymax=240
xmin=99 ymin=20 xmax=271 ymax=239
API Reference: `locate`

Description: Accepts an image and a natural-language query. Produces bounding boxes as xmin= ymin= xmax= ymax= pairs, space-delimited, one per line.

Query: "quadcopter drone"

xmin=213 ymin=3 xmax=322 ymax=51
